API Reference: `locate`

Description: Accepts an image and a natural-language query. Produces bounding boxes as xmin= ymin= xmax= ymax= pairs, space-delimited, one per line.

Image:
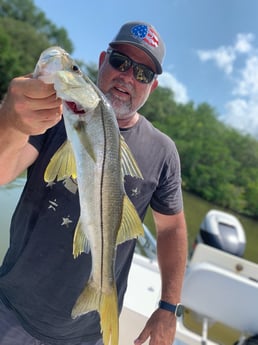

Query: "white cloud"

xmin=197 ymin=33 xmax=255 ymax=75
xmin=234 ymin=33 xmax=254 ymax=54
xmin=221 ymin=97 xmax=258 ymax=137
xmin=158 ymin=72 xmax=189 ymax=104
xmin=197 ymin=46 xmax=235 ymax=75
xmin=197 ymin=33 xmax=258 ymax=137
xmin=233 ymin=55 xmax=258 ymax=96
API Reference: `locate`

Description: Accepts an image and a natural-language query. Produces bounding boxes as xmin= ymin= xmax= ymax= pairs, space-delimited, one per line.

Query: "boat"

xmin=120 ymin=210 xmax=258 ymax=345
xmin=1 ymin=180 xmax=258 ymax=345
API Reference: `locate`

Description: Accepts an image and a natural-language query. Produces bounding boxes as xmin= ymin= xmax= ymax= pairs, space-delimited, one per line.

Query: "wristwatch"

xmin=158 ymin=300 xmax=184 ymax=317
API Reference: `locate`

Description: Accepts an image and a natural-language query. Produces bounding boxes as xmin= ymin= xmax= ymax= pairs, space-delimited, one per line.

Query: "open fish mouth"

xmin=66 ymin=101 xmax=85 ymax=114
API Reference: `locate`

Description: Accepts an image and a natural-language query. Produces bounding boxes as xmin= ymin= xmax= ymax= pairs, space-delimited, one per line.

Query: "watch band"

xmin=158 ymin=300 xmax=184 ymax=317
xmin=159 ymin=300 xmax=177 ymax=313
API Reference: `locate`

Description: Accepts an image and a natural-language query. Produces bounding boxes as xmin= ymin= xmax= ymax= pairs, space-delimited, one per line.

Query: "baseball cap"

xmin=109 ymin=21 xmax=165 ymax=74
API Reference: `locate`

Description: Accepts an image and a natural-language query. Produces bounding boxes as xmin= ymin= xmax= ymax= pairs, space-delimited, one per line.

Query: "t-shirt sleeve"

xmin=150 ymin=143 xmax=183 ymax=215
xmin=28 ymin=134 xmax=46 ymax=152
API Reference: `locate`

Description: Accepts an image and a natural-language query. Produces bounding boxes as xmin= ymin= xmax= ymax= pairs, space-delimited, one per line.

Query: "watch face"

xmin=176 ymin=304 xmax=184 ymax=317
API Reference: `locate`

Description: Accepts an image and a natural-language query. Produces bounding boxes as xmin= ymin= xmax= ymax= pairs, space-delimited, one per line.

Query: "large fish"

xmin=33 ymin=47 xmax=144 ymax=345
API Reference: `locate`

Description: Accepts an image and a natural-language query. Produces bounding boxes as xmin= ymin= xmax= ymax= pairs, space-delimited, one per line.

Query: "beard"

xmin=104 ymin=91 xmax=134 ymax=120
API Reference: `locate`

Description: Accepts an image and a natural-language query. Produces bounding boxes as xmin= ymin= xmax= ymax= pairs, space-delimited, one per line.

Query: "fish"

xmin=33 ymin=46 xmax=144 ymax=345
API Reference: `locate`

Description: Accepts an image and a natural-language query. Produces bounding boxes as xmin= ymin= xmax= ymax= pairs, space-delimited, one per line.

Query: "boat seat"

xmin=181 ymin=244 xmax=258 ymax=334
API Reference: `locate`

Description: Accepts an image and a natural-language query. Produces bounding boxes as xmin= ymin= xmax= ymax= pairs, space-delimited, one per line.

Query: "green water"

xmin=144 ymin=190 xmax=258 ymax=263
xmin=1 ymin=180 xmax=257 ymax=263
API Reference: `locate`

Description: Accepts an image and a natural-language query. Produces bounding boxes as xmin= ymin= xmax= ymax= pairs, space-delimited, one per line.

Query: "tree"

xmin=140 ymin=86 xmax=177 ymax=123
xmin=0 ymin=0 xmax=73 ymax=99
xmin=0 ymin=0 xmax=73 ymax=52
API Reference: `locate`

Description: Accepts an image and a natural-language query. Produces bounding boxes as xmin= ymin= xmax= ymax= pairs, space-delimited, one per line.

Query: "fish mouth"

xmin=66 ymin=101 xmax=85 ymax=114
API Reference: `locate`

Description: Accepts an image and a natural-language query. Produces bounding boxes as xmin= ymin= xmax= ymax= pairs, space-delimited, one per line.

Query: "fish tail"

xmin=72 ymin=282 xmax=119 ymax=345
xmin=100 ymin=284 xmax=119 ymax=345
xmin=71 ymin=281 xmax=101 ymax=319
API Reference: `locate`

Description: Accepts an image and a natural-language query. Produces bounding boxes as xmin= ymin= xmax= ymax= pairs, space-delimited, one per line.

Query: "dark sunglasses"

xmin=107 ymin=49 xmax=156 ymax=84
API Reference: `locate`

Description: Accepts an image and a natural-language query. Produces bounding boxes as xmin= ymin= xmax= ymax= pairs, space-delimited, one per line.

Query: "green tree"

xmin=140 ymin=86 xmax=177 ymax=123
xmin=0 ymin=0 xmax=73 ymax=52
xmin=0 ymin=0 xmax=73 ymax=99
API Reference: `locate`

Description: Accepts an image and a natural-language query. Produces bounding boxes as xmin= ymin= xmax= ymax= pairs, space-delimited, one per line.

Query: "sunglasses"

xmin=107 ymin=49 xmax=156 ymax=84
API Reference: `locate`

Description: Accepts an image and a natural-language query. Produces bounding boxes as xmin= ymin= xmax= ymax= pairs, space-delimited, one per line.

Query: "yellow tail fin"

xmin=100 ymin=285 xmax=119 ymax=345
xmin=71 ymin=282 xmax=119 ymax=345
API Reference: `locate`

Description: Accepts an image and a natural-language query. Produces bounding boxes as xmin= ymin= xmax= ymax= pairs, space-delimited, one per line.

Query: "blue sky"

xmin=34 ymin=0 xmax=258 ymax=137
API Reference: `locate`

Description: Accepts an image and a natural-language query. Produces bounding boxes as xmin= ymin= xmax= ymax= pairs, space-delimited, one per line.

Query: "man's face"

xmin=97 ymin=44 xmax=158 ymax=123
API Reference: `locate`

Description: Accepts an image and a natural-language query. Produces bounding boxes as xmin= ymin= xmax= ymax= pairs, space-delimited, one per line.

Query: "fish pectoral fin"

xmin=73 ymin=219 xmax=90 ymax=258
xmin=44 ymin=140 xmax=77 ymax=182
xmin=120 ymin=135 xmax=143 ymax=179
xmin=100 ymin=285 xmax=119 ymax=345
xmin=116 ymin=195 xmax=144 ymax=245
xmin=71 ymin=280 xmax=101 ymax=318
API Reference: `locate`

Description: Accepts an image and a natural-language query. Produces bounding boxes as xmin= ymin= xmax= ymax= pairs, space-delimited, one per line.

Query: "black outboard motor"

xmin=195 ymin=209 xmax=246 ymax=257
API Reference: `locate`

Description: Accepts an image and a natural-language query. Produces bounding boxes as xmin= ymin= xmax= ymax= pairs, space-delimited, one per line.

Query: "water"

xmin=0 ymin=178 xmax=25 ymax=263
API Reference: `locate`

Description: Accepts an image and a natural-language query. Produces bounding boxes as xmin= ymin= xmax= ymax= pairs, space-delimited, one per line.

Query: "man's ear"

xmin=98 ymin=51 xmax=106 ymax=68
xmin=150 ymin=78 xmax=159 ymax=93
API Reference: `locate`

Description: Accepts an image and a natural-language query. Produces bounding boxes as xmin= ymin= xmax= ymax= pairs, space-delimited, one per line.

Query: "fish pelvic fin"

xmin=71 ymin=282 xmax=119 ymax=345
xmin=73 ymin=219 xmax=90 ymax=258
xmin=116 ymin=195 xmax=144 ymax=245
xmin=120 ymin=135 xmax=143 ymax=179
xmin=44 ymin=140 xmax=77 ymax=182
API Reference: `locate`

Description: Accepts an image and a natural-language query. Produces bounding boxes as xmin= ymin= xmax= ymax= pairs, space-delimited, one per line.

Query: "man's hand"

xmin=134 ymin=308 xmax=177 ymax=345
xmin=1 ymin=75 xmax=62 ymax=136
xmin=0 ymin=75 xmax=63 ymax=184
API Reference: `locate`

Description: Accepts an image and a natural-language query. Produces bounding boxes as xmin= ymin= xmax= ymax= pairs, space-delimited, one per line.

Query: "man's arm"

xmin=135 ymin=210 xmax=188 ymax=345
xmin=0 ymin=76 xmax=62 ymax=185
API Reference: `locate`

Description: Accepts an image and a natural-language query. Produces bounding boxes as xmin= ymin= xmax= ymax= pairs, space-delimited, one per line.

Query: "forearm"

xmin=135 ymin=211 xmax=187 ymax=345
xmin=155 ymin=211 xmax=188 ymax=303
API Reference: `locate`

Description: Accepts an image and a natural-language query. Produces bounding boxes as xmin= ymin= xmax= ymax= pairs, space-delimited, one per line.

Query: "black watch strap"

xmin=159 ymin=300 xmax=184 ymax=317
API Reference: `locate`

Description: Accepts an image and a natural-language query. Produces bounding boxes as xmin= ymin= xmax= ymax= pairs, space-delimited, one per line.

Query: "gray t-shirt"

xmin=0 ymin=115 xmax=183 ymax=345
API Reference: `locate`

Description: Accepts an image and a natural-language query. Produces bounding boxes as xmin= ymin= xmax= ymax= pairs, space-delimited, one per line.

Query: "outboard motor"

xmin=195 ymin=209 xmax=246 ymax=257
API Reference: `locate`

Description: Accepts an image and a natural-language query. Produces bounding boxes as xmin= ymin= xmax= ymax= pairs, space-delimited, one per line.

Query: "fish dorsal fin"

xmin=116 ymin=195 xmax=144 ymax=245
xmin=44 ymin=140 xmax=77 ymax=182
xmin=73 ymin=218 xmax=90 ymax=259
xmin=120 ymin=135 xmax=143 ymax=179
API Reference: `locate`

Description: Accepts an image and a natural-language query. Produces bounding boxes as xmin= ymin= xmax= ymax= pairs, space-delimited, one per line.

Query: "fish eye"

xmin=72 ymin=64 xmax=80 ymax=73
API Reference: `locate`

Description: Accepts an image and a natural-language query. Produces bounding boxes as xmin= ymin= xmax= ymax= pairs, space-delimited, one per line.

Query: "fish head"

xmin=33 ymin=46 xmax=74 ymax=83
xmin=54 ymin=70 xmax=100 ymax=115
xmin=34 ymin=46 xmax=100 ymax=115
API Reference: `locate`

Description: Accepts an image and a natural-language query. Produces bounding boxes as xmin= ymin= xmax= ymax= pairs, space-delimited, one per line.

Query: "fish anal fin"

xmin=116 ymin=195 xmax=144 ymax=245
xmin=44 ymin=140 xmax=77 ymax=182
xmin=73 ymin=219 xmax=90 ymax=258
xmin=120 ymin=135 xmax=143 ymax=179
xmin=71 ymin=281 xmax=101 ymax=318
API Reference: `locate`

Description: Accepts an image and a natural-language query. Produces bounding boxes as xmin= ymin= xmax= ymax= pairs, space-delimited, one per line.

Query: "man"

xmin=0 ymin=21 xmax=187 ymax=345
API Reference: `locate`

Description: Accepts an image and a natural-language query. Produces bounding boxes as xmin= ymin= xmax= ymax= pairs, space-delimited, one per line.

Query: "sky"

xmin=34 ymin=0 xmax=258 ymax=138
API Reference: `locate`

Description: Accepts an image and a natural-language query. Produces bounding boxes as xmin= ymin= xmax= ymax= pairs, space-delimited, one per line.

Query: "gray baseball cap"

xmin=109 ymin=21 xmax=165 ymax=74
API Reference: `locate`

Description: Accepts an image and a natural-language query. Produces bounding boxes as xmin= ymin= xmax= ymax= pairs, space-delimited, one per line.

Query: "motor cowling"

xmin=195 ymin=209 xmax=246 ymax=257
